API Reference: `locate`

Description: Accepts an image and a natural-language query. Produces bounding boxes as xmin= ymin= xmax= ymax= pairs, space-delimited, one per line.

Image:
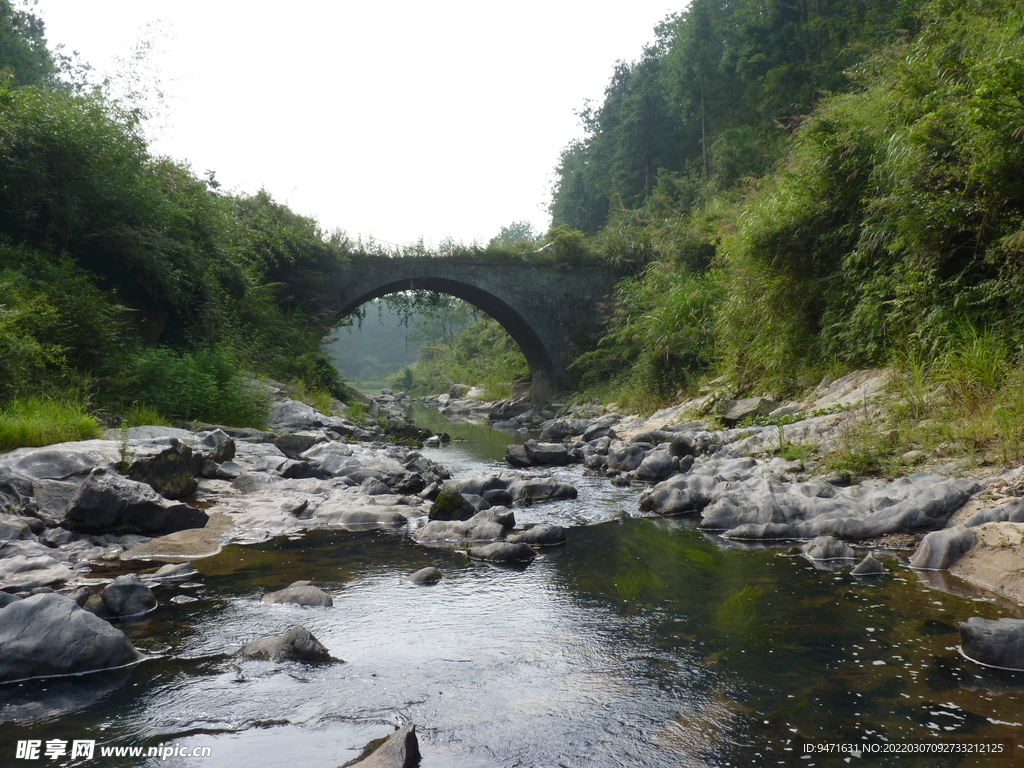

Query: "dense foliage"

xmin=0 ymin=1 xmax=352 ymax=431
xmin=552 ymin=0 xmax=1024 ymax=428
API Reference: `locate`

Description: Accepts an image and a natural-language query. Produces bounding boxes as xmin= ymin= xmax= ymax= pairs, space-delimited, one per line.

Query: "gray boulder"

xmin=0 ymin=553 xmax=73 ymax=591
xmin=721 ymin=397 xmax=777 ymax=425
xmin=635 ymin=450 xmax=677 ymax=482
xmin=801 ymin=536 xmax=856 ymax=561
xmin=125 ymin=438 xmax=204 ymax=499
xmin=606 ymin=441 xmax=648 ymax=472
xmin=239 ymin=624 xmax=337 ymax=663
xmin=414 ymin=509 xmax=514 ymax=545
xmin=963 ymin=498 xmax=1024 ymax=527
xmin=101 ymin=574 xmax=157 ymax=617
xmin=505 ymin=444 xmax=531 ymax=468
xmin=508 ymin=477 xmax=577 ymax=503
xmin=262 ymin=582 xmax=333 ymax=607
xmin=348 ymin=725 xmax=420 ymax=768
xmin=408 ymin=567 xmax=442 ymax=585
xmin=428 ymin=487 xmax=478 ymax=521
xmin=908 ymin=526 xmax=977 ymax=570
xmin=959 ymin=617 xmax=1024 ymax=670
xmin=507 ymin=525 xmax=567 ymax=547
xmin=524 ymin=440 xmax=571 ymax=466
xmin=851 ymin=554 xmax=886 ymax=577
xmin=467 ymin=542 xmax=536 ymax=563
xmin=0 ymin=593 xmax=143 ymax=682
xmin=63 ymin=468 xmax=209 ymax=535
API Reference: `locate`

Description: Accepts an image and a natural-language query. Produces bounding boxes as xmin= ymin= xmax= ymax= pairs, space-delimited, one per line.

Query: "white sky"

xmin=36 ymin=0 xmax=680 ymax=247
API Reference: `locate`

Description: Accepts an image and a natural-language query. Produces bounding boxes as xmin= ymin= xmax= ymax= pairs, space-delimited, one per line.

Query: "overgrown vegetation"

xmin=0 ymin=1 xmax=358 ymax=444
xmin=548 ymin=0 xmax=1024 ymax=466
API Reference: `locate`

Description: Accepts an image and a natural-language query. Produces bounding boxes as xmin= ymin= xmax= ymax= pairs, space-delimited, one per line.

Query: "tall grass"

xmin=0 ymin=394 xmax=103 ymax=452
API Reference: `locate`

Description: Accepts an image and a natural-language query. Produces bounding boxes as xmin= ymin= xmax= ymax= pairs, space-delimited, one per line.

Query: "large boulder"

xmin=347 ymin=725 xmax=421 ymax=768
xmin=0 ymin=593 xmax=144 ymax=682
xmin=428 ymin=486 xmax=477 ymax=521
xmin=261 ymin=582 xmax=334 ymax=607
xmin=125 ymin=437 xmax=205 ymax=499
xmin=523 ymin=440 xmax=571 ymax=466
xmin=959 ymin=617 xmax=1024 ymax=670
xmin=239 ymin=624 xmax=338 ymax=663
xmin=908 ymin=526 xmax=977 ymax=570
xmin=506 ymin=525 xmax=567 ymax=547
xmin=414 ymin=509 xmax=514 ymax=546
xmin=62 ymin=468 xmax=209 ymax=535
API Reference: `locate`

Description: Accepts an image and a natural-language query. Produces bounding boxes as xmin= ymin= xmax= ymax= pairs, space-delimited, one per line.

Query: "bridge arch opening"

xmin=335 ymin=277 xmax=558 ymax=400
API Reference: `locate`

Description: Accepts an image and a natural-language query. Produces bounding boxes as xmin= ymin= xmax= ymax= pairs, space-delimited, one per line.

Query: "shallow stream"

xmin=3 ymin=407 xmax=1024 ymax=767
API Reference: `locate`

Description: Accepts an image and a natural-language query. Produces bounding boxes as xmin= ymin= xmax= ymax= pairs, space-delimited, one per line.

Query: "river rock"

xmin=704 ymin=472 xmax=978 ymax=541
xmin=908 ymin=526 xmax=977 ymax=570
xmin=507 ymin=525 xmax=567 ymax=547
xmin=62 ymin=467 xmax=209 ymax=535
xmin=721 ymin=397 xmax=777 ymax=425
xmin=635 ymin=449 xmax=677 ymax=482
xmin=507 ymin=477 xmax=577 ymax=503
xmin=414 ymin=509 xmax=514 ymax=545
xmin=348 ymin=725 xmax=421 ymax=768
xmin=524 ymin=440 xmax=571 ymax=466
xmin=606 ymin=441 xmax=648 ymax=473
xmin=0 ymin=593 xmax=144 ymax=682
xmin=408 ymin=567 xmax=442 ymax=585
xmin=959 ymin=617 xmax=1024 ymax=670
xmin=125 ymin=437 xmax=205 ymax=499
xmin=0 ymin=439 xmax=119 ymax=482
xmin=801 ymin=536 xmax=856 ymax=561
xmin=101 ymin=574 xmax=157 ymax=617
xmin=262 ymin=582 xmax=334 ymax=607
xmin=428 ymin=486 xmax=478 ymax=521
xmin=963 ymin=498 xmax=1024 ymax=527
xmin=0 ymin=553 xmax=73 ymax=591
xmin=239 ymin=624 xmax=338 ymax=663
xmin=0 ymin=515 xmax=33 ymax=541
xmin=505 ymin=444 xmax=531 ymax=468
xmin=851 ymin=554 xmax=886 ymax=576
xmin=467 ymin=541 xmax=536 ymax=563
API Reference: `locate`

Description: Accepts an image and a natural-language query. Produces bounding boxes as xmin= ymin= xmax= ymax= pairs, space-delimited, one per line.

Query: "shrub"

xmin=128 ymin=347 xmax=270 ymax=427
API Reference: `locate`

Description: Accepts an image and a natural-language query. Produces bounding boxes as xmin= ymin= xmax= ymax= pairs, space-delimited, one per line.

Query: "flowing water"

xmin=3 ymin=408 xmax=1024 ymax=767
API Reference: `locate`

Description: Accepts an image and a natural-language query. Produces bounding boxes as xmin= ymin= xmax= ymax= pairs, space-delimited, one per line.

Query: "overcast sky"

xmin=36 ymin=1 xmax=679 ymax=247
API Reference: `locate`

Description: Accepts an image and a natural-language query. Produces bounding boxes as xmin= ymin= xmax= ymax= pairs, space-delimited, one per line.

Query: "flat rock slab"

xmin=120 ymin=512 xmax=235 ymax=562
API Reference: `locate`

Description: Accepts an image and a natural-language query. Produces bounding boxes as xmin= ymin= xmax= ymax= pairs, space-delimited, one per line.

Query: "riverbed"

xmin=2 ymin=409 xmax=1023 ymax=767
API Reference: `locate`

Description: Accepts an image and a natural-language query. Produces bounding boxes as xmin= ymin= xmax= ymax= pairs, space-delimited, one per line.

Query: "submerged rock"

xmin=101 ymin=574 xmax=157 ymax=617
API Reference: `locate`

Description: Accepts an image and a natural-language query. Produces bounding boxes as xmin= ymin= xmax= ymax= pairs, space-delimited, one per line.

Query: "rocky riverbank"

xmin=4 ymin=369 xmax=1024 ymax=684
xmin=410 ymin=370 xmax=1024 ymax=667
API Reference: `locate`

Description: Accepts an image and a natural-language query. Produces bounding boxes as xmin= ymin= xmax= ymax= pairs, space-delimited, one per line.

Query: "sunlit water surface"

xmin=2 ymin=409 xmax=1024 ymax=767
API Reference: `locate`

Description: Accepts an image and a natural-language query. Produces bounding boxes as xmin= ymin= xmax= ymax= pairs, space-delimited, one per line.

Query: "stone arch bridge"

xmin=309 ymin=256 xmax=623 ymax=399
